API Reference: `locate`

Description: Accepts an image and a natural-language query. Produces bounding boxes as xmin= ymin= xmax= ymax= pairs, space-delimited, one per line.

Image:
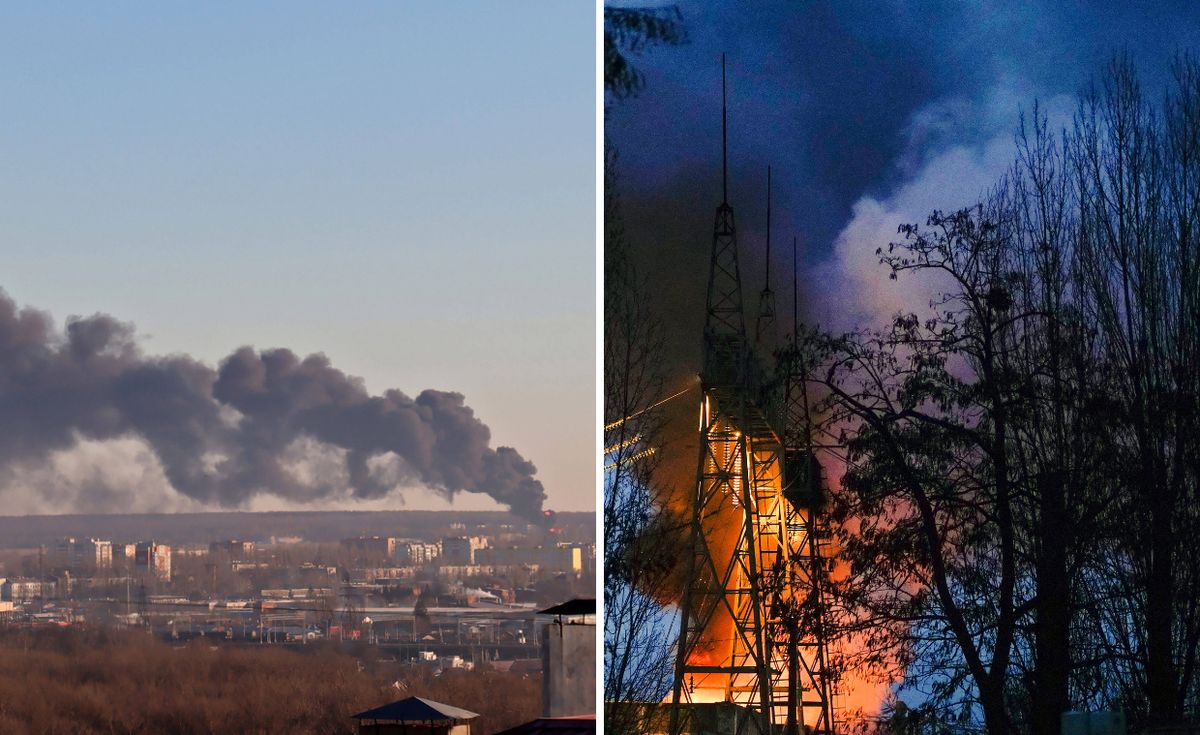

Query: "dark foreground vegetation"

xmin=0 ymin=626 xmax=539 ymax=735
xmin=806 ymin=54 xmax=1200 ymax=735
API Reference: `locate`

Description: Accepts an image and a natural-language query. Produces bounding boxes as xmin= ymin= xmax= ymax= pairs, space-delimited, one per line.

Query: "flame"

xmin=639 ymin=383 xmax=900 ymax=728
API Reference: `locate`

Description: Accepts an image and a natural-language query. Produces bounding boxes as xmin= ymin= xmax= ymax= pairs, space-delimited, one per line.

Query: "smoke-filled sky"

xmin=0 ymin=3 xmax=595 ymax=514
xmin=608 ymin=0 xmax=1200 ymax=369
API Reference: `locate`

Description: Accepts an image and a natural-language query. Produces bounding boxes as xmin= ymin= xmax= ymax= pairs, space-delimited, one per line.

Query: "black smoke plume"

xmin=0 ymin=290 xmax=546 ymax=519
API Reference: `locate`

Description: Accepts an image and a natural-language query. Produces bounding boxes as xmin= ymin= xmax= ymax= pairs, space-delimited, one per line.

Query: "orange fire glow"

xmin=647 ymin=385 xmax=899 ymax=726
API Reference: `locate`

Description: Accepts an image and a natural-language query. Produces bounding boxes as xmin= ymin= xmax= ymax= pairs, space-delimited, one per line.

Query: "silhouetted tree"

xmin=604 ymin=6 xmax=686 ymax=100
xmin=603 ymin=10 xmax=688 ymax=732
xmin=804 ymin=53 xmax=1200 ymax=734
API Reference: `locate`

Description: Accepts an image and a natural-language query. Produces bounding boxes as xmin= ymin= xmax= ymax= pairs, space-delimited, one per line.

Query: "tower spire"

xmin=701 ymin=54 xmax=745 ymax=356
xmin=722 ymin=53 xmax=728 ymax=204
xmin=675 ymin=55 xmax=837 ymax=735
xmin=766 ymin=166 xmax=771 ymax=284
xmin=793 ymin=236 xmax=798 ymax=340
xmin=755 ymin=165 xmax=776 ymax=347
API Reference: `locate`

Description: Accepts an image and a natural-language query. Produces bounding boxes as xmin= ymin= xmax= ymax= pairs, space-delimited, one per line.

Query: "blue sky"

xmin=0 ymin=3 xmax=595 ymax=513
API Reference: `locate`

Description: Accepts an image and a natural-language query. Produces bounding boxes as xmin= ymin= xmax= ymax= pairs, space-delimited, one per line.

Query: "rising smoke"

xmin=0 ymin=290 xmax=546 ymax=518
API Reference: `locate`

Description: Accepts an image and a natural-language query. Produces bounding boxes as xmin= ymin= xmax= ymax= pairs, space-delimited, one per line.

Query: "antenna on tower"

xmin=766 ymin=166 xmax=772 ymax=284
xmin=701 ymin=53 xmax=745 ymax=352
xmin=755 ymin=166 xmax=776 ymax=346
xmin=722 ymin=53 xmax=728 ymax=204
xmin=674 ymin=54 xmax=838 ymax=735
xmin=793 ymin=236 xmax=799 ymax=340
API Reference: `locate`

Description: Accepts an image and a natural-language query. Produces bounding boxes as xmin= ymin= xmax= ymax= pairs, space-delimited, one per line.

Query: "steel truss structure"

xmin=667 ymin=56 xmax=837 ymax=735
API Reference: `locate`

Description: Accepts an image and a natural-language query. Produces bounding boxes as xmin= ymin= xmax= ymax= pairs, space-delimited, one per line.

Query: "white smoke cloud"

xmin=0 ymin=435 xmax=203 ymax=515
xmin=0 ymin=432 xmax=507 ymax=515
xmin=812 ymin=82 xmax=1074 ymax=331
xmin=276 ymin=435 xmax=352 ymax=502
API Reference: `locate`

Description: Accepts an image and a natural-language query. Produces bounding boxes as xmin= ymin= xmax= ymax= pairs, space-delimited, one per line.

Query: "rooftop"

xmin=537 ymin=599 xmax=595 ymax=616
xmin=351 ymin=696 xmax=480 ymax=723
xmin=493 ymin=716 xmax=596 ymax=735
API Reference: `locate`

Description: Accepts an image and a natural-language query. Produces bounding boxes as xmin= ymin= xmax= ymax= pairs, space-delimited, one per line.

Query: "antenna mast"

xmin=722 ymin=54 xmax=728 ymax=204
xmin=793 ymin=236 xmax=798 ymax=340
xmin=756 ymin=166 xmax=777 ymax=347
xmin=672 ymin=56 xmax=799 ymax=735
xmin=670 ymin=55 xmax=839 ymax=735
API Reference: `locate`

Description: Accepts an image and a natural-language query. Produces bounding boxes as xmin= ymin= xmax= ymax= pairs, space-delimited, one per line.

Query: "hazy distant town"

xmin=0 ymin=510 xmax=595 ymax=733
xmin=0 ymin=510 xmax=593 ymax=665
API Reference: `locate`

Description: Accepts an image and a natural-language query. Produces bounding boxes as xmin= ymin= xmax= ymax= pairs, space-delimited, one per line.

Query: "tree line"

xmin=0 ymin=624 xmax=541 ymax=735
xmin=803 ymin=54 xmax=1200 ymax=734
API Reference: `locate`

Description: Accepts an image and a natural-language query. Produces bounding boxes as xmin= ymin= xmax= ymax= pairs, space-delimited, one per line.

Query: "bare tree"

xmin=801 ymin=53 xmax=1200 ymax=734
xmin=604 ymin=6 xmax=686 ymax=101
xmin=603 ymin=139 xmax=677 ymax=735
xmin=603 ymin=10 xmax=688 ymax=732
xmin=1066 ymin=53 xmax=1200 ymax=723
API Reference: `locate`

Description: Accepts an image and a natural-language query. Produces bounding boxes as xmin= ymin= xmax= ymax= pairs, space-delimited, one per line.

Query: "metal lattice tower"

xmin=669 ymin=59 xmax=838 ymax=735
xmin=772 ymin=235 xmax=837 ymax=733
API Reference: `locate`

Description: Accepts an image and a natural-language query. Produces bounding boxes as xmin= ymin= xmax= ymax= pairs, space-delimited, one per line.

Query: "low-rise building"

xmin=396 ymin=539 xmax=441 ymax=565
xmin=260 ymin=587 xmax=334 ymax=600
xmin=209 ymin=540 xmax=254 ymax=560
xmin=441 ymin=536 xmax=488 ymax=565
xmin=341 ymin=536 xmax=397 ymax=559
xmin=365 ymin=566 xmax=419 ymax=581
xmin=474 ymin=546 xmax=583 ymax=573
xmin=135 ymin=541 xmax=171 ymax=581
xmin=1 ymin=578 xmax=56 ymax=602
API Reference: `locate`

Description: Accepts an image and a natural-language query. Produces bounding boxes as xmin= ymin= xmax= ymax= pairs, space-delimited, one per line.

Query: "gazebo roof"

xmin=351 ymin=696 xmax=480 ymax=723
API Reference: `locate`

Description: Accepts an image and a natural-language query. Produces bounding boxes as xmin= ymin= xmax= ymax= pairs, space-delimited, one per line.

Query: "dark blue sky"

xmin=611 ymin=0 xmax=1200 ymax=253
xmin=608 ymin=0 xmax=1200 ymax=366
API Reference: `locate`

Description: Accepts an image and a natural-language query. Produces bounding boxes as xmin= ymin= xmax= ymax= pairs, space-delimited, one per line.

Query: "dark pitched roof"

xmin=492 ymin=716 xmax=596 ymax=735
xmin=351 ymin=696 xmax=479 ymax=722
xmin=538 ymin=598 xmax=595 ymax=616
